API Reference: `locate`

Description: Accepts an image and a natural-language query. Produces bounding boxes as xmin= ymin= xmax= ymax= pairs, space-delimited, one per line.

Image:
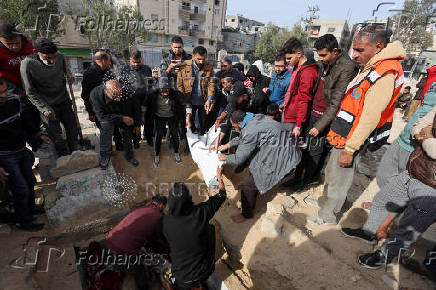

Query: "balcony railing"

xmin=190 ymin=28 xmax=205 ymax=37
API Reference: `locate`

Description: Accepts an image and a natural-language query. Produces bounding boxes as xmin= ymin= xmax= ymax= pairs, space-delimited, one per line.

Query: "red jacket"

xmin=422 ymin=65 xmax=436 ymax=101
xmin=105 ymin=204 xmax=164 ymax=254
xmin=0 ymin=36 xmax=34 ymax=88
xmin=283 ymin=62 xmax=318 ymax=127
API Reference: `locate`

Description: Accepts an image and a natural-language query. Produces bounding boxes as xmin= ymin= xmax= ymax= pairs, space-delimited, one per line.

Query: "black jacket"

xmin=227 ymin=81 xmax=269 ymax=115
xmin=145 ymin=88 xmax=185 ymax=118
xmin=0 ymin=93 xmax=40 ymax=151
xmin=245 ymin=65 xmax=271 ymax=113
xmin=161 ymin=185 xmax=226 ymax=285
xmin=90 ymin=85 xmax=141 ymax=127
xmin=160 ymin=49 xmax=192 ymax=82
xmin=81 ymin=64 xmax=116 ymax=116
xmin=119 ymin=64 xmax=153 ymax=104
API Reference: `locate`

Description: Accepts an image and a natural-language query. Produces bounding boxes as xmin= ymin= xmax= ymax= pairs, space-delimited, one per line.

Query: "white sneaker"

xmin=307 ymin=215 xmax=336 ymax=226
xmin=153 ymin=156 xmax=160 ymax=168
xmin=175 ymin=153 xmax=182 ymax=164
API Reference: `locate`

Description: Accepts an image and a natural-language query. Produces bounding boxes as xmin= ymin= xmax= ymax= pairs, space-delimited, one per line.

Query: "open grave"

xmin=1 ymin=109 xmax=435 ymax=290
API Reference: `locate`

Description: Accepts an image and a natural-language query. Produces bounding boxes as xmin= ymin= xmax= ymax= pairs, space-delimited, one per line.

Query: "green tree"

xmin=0 ymin=0 xmax=62 ymax=39
xmin=392 ymin=0 xmax=434 ymax=52
xmin=255 ymin=23 xmax=309 ymax=63
xmin=67 ymin=0 xmax=152 ymax=54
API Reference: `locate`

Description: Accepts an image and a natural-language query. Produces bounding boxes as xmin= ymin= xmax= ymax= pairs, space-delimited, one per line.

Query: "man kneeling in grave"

xmin=217 ymin=110 xmax=301 ymax=223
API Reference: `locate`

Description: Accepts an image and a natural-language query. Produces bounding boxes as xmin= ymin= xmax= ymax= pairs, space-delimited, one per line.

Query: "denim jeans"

xmin=20 ymin=97 xmax=42 ymax=151
xmin=0 ymin=148 xmax=36 ymax=222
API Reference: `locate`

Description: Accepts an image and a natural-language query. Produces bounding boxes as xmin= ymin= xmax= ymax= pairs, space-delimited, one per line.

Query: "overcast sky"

xmin=226 ymin=0 xmax=406 ymax=28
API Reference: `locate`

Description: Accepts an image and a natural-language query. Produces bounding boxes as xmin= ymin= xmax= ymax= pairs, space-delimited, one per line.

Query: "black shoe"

xmin=15 ymin=222 xmax=44 ymax=232
xmin=126 ymin=157 xmax=139 ymax=167
xmin=358 ymin=250 xmax=391 ymax=269
xmin=134 ymin=142 xmax=140 ymax=149
xmin=341 ymin=228 xmax=377 ymax=245
xmin=100 ymin=156 xmax=111 ymax=170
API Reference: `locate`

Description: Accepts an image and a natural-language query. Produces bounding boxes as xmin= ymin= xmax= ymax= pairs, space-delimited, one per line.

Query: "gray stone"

xmin=45 ymin=164 xmax=121 ymax=224
xmin=50 ymin=150 xmax=99 ymax=178
xmin=35 ymin=143 xmax=57 ymax=181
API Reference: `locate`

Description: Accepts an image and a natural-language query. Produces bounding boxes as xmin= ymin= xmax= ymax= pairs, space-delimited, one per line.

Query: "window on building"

xmin=327 ymin=27 xmax=335 ymax=32
xmin=231 ymin=19 xmax=235 ymax=22
xmin=209 ymin=40 xmax=214 ymax=45
xmin=255 ymin=27 xmax=258 ymax=31
xmin=198 ymin=39 xmax=204 ymax=45
xmin=215 ymin=0 xmax=220 ymax=5
xmin=214 ymin=8 xmax=220 ymax=15
xmin=151 ymin=14 xmax=158 ymax=22
xmin=240 ymin=19 xmax=243 ymax=23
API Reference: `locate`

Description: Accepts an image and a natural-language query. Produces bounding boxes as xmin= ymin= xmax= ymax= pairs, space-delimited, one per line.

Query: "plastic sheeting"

xmin=186 ymin=126 xmax=224 ymax=189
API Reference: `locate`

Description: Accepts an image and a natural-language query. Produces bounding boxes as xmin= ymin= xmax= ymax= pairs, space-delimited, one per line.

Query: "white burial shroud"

xmin=186 ymin=126 xmax=224 ymax=188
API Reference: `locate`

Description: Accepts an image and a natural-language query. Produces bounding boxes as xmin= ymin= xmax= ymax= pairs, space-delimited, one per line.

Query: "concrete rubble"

xmin=50 ymin=150 xmax=99 ymax=179
xmin=44 ymin=164 xmax=121 ymax=224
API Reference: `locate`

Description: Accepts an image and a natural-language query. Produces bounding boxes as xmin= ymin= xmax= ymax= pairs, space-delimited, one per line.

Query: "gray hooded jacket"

xmin=226 ymin=114 xmax=301 ymax=193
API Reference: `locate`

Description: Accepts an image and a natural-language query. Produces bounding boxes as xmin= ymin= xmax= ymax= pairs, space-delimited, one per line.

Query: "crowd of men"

xmin=1 ymin=18 xmax=436 ymax=288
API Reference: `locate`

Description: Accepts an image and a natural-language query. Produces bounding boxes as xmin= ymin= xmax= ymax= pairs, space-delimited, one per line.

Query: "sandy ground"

xmin=1 ymin=108 xmax=434 ymax=289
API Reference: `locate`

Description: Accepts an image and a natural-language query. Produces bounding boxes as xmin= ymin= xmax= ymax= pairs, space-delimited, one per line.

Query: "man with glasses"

xmin=216 ymin=56 xmax=244 ymax=83
xmin=264 ymin=54 xmax=291 ymax=106
xmin=81 ymin=50 xmax=115 ymax=124
xmin=90 ymin=80 xmax=141 ymax=169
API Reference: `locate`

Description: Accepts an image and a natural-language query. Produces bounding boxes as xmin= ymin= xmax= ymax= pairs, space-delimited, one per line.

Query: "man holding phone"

xmin=161 ymin=36 xmax=191 ymax=83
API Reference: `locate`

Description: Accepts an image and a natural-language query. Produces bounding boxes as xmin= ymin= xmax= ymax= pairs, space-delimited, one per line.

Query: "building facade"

xmin=306 ymin=19 xmax=351 ymax=49
xmin=55 ymin=0 xmax=226 ymax=71
xmin=124 ymin=0 xmax=227 ymax=68
xmin=219 ymin=15 xmax=265 ymax=60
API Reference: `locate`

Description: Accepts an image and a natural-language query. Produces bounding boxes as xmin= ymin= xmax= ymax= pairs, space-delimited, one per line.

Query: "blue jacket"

xmin=268 ymin=69 xmax=292 ymax=105
xmin=397 ymin=83 xmax=436 ymax=152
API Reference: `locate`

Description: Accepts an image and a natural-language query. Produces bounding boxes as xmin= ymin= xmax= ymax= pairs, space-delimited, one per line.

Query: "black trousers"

xmin=154 ymin=116 xmax=179 ymax=155
xmin=20 ymin=98 xmax=42 ymax=151
xmin=100 ymin=121 xmax=134 ymax=159
xmin=96 ymin=118 xmax=123 ymax=150
xmin=383 ymin=196 xmax=436 ymax=261
xmin=294 ymin=114 xmax=330 ymax=185
xmin=43 ymin=99 xmax=78 ymax=156
xmin=240 ymin=173 xmax=259 ymax=219
xmin=138 ymin=110 xmax=154 ymax=145
xmin=190 ymin=105 xmax=210 ymax=134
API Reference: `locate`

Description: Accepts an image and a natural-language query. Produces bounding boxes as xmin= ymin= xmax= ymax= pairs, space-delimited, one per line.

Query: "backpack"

xmin=408 ymin=114 xmax=436 ymax=189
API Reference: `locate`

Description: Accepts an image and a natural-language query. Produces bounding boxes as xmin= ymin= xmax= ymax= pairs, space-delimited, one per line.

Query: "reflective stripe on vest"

xmin=327 ymin=59 xmax=404 ymax=150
